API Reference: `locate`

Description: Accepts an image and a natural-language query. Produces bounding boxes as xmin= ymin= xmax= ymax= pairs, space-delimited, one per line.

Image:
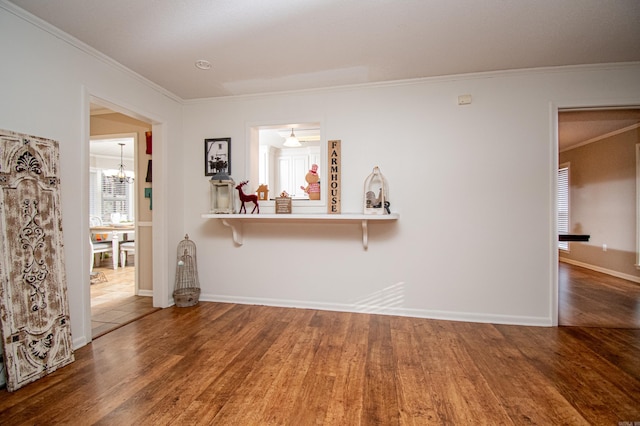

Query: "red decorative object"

xmin=145 ymin=131 xmax=152 ymax=155
xmin=235 ymin=181 xmax=259 ymax=214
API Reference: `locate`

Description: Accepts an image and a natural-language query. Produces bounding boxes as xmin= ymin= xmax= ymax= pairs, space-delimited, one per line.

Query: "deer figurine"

xmin=235 ymin=181 xmax=259 ymax=214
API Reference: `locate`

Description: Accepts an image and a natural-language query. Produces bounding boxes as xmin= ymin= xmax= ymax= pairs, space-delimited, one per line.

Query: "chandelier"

xmin=109 ymin=143 xmax=133 ymax=184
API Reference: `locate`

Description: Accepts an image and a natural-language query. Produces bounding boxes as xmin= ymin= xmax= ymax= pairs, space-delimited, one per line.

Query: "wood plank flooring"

xmin=1 ymin=262 xmax=638 ymax=424
xmin=91 ymin=258 xmax=158 ymax=338
xmin=1 ymin=301 xmax=639 ymax=424
xmin=559 ymin=261 xmax=640 ymax=328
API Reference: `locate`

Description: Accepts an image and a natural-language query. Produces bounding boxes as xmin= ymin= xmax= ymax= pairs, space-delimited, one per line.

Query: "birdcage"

xmin=173 ymin=234 xmax=201 ymax=307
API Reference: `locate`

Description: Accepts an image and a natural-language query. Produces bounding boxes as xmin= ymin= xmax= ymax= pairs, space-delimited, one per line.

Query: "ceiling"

xmin=8 ymin=0 xmax=640 ymax=149
xmin=558 ymin=109 xmax=640 ymax=151
xmin=90 ymin=136 xmax=134 ymax=160
xmin=8 ymin=0 xmax=640 ymax=101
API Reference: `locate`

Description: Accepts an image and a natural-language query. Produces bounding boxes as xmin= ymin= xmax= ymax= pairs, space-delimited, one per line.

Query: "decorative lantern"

xmin=363 ymin=166 xmax=390 ymax=215
xmin=209 ymin=156 xmax=235 ymax=213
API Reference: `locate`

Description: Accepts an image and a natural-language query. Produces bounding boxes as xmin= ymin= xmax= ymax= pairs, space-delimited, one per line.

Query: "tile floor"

xmin=90 ymin=257 xmax=159 ymax=339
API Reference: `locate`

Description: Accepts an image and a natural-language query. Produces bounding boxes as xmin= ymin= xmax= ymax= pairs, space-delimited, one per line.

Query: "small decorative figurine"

xmin=235 ymin=180 xmax=260 ymax=214
xmin=300 ymin=163 xmax=321 ymax=200
xmin=275 ymin=191 xmax=292 ymax=214
xmin=256 ymin=184 xmax=269 ymax=201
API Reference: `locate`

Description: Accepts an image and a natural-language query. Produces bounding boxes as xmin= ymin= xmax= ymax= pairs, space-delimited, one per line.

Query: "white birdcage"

xmin=173 ymin=234 xmax=201 ymax=307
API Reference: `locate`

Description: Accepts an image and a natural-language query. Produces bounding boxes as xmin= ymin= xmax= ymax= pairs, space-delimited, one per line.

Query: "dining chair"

xmin=120 ymin=241 xmax=135 ymax=267
xmin=90 ymin=215 xmax=103 ymax=227
xmin=90 ymin=237 xmax=111 ymax=273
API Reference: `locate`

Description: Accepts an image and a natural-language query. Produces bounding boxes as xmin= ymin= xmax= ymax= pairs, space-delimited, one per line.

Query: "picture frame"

xmin=205 ymin=137 xmax=231 ymax=176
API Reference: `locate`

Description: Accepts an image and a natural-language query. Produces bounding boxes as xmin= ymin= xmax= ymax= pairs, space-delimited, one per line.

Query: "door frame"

xmin=81 ymin=88 xmax=170 ymax=344
xmin=551 ymin=97 xmax=640 ymax=326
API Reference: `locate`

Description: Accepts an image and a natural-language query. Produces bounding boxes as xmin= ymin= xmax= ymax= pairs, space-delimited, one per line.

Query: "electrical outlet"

xmin=457 ymin=94 xmax=472 ymax=105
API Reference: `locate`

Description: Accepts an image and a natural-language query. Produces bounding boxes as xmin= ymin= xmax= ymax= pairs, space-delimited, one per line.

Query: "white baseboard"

xmin=73 ymin=336 xmax=88 ymax=350
xmin=198 ymin=293 xmax=551 ymax=327
xmin=559 ymin=257 xmax=640 ymax=284
xmin=137 ymin=289 xmax=153 ymax=297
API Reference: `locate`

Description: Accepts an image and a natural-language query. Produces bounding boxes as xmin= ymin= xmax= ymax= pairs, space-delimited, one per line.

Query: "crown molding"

xmin=185 ymin=61 xmax=640 ymax=104
xmin=560 ymin=122 xmax=640 ymax=153
xmin=0 ymin=0 xmax=183 ymax=104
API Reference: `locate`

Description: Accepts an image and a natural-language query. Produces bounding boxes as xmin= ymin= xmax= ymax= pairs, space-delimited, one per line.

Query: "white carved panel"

xmin=0 ymin=129 xmax=74 ymax=392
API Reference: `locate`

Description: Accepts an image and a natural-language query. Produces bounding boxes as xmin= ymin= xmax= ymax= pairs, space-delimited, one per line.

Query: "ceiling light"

xmin=195 ymin=60 xmax=212 ymax=70
xmin=283 ymin=128 xmax=301 ymax=147
xmin=108 ymin=143 xmax=133 ymax=184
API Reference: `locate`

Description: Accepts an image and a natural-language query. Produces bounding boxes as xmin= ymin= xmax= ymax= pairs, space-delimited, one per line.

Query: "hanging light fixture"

xmin=109 ymin=142 xmax=133 ymax=184
xmin=283 ymin=128 xmax=301 ymax=147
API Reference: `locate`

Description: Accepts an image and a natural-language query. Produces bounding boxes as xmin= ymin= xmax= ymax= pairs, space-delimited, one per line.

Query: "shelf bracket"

xmin=221 ymin=219 xmax=243 ymax=246
xmin=362 ymin=219 xmax=368 ymax=250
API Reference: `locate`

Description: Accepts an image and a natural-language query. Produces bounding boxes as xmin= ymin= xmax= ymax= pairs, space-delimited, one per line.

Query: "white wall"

xmin=2 ymin=3 xmax=640 ymax=343
xmin=184 ymin=63 xmax=640 ymax=326
xmin=0 ymin=5 xmax=184 ymax=348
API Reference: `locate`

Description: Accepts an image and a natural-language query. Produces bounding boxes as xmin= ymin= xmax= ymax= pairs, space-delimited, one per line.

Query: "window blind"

xmin=558 ymin=165 xmax=569 ymax=251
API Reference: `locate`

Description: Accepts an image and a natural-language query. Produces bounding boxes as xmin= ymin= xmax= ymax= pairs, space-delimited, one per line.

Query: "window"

xmin=89 ymin=136 xmax=135 ymax=223
xmin=249 ymin=122 xmax=325 ymax=210
xmin=89 ymin=170 xmax=134 ymax=223
xmin=558 ymin=164 xmax=569 ymax=251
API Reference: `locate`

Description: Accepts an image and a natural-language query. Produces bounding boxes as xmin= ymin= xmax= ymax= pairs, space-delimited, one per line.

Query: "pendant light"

xmin=110 ymin=143 xmax=133 ymax=184
xmin=283 ymin=128 xmax=301 ymax=147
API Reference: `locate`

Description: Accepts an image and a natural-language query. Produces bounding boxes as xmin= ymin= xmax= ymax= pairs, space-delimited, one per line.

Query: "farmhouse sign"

xmin=328 ymin=140 xmax=341 ymax=214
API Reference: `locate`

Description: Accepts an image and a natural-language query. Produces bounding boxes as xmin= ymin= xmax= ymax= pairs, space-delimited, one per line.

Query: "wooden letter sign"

xmin=0 ymin=130 xmax=74 ymax=391
xmin=328 ymin=140 xmax=341 ymax=214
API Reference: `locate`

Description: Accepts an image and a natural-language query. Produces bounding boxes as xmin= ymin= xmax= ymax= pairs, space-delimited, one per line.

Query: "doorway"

xmin=557 ymin=107 xmax=640 ymax=327
xmin=89 ymin=105 xmax=157 ymax=338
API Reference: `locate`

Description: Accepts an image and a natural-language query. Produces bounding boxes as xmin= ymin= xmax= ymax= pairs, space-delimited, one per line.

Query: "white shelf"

xmin=201 ymin=213 xmax=399 ymax=249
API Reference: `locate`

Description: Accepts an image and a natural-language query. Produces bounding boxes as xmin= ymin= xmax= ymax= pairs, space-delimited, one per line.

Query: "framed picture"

xmin=205 ymin=137 xmax=231 ymax=176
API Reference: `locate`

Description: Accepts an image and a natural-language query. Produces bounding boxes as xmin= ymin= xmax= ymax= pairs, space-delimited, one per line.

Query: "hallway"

xmin=91 ymin=258 xmax=158 ymax=338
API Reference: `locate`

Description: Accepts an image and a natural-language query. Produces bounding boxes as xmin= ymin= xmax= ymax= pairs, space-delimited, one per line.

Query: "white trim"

xmin=552 ymin=97 xmax=640 ymax=327
xmin=199 ymin=294 xmax=552 ymax=327
xmin=550 ymin=102 xmax=560 ymax=326
xmin=637 ymin=143 xmax=640 ymax=269
xmin=0 ymin=1 xmax=182 ymax=104
xmin=81 ymin=87 xmax=171 ymax=347
xmin=560 ymin=257 xmax=640 ymax=284
xmin=80 ymin=86 xmax=93 ymax=345
xmin=184 ymin=62 xmax=640 ymax=103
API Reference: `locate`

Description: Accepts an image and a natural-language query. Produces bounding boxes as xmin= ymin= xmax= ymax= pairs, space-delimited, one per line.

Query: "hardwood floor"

xmin=1 ymin=263 xmax=638 ymax=423
xmin=1 ymin=301 xmax=639 ymax=424
xmin=91 ymin=258 xmax=158 ymax=338
xmin=559 ymin=261 xmax=640 ymax=328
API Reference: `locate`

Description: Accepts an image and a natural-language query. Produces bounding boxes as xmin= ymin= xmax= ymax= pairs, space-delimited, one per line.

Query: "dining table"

xmin=90 ymin=224 xmax=135 ymax=270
